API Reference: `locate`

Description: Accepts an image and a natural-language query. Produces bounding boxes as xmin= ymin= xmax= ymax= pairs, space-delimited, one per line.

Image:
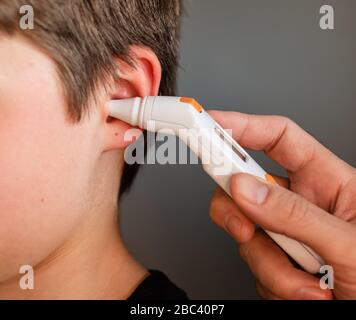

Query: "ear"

xmin=103 ymin=45 xmax=162 ymax=151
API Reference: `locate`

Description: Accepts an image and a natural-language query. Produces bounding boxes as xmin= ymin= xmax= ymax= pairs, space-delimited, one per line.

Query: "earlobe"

xmin=103 ymin=45 xmax=162 ymax=151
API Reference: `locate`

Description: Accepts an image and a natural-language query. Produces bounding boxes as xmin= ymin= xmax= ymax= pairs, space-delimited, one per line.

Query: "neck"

xmin=0 ymin=205 xmax=148 ymax=299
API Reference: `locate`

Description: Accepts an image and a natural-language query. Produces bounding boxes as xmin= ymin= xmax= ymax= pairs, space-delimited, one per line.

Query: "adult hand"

xmin=209 ymin=111 xmax=356 ymax=299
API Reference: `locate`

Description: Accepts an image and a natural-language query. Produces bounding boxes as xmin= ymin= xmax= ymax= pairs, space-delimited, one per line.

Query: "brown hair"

xmin=0 ymin=0 xmax=182 ymax=195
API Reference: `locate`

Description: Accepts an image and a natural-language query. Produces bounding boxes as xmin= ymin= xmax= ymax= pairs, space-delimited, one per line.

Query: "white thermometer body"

xmin=108 ymin=96 xmax=324 ymax=273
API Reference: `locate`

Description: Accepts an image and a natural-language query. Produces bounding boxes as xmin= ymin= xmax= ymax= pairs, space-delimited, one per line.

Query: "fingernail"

xmin=235 ymin=175 xmax=269 ymax=205
xmin=224 ymin=215 xmax=241 ymax=238
xmin=298 ymin=287 xmax=328 ymax=300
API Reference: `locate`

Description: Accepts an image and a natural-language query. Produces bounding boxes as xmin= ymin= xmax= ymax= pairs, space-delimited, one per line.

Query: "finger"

xmin=271 ymin=174 xmax=290 ymax=189
xmin=209 ymin=176 xmax=288 ymax=243
xmin=256 ymin=281 xmax=282 ymax=300
xmin=232 ymin=173 xmax=355 ymax=260
xmin=210 ymin=187 xmax=255 ymax=243
xmin=208 ymin=110 xmax=353 ymax=209
xmin=239 ymin=231 xmax=333 ymax=300
xmin=208 ymin=110 xmax=333 ymax=173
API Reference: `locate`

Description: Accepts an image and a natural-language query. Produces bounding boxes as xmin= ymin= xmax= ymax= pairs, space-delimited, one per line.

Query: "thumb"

xmin=230 ymin=173 xmax=353 ymax=260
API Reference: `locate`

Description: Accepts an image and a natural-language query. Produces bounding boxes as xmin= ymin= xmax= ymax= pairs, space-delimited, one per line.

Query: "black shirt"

xmin=128 ymin=270 xmax=189 ymax=300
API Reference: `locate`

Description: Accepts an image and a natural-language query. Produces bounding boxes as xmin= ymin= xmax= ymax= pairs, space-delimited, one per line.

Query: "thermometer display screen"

xmin=214 ymin=125 xmax=248 ymax=162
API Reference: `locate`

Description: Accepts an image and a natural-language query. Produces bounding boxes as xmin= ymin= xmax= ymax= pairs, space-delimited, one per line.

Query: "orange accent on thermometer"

xmin=265 ymin=174 xmax=277 ymax=184
xmin=180 ymin=97 xmax=204 ymax=113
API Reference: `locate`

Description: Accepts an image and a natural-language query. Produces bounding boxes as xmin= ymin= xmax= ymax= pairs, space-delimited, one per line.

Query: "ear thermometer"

xmin=108 ymin=96 xmax=324 ymax=273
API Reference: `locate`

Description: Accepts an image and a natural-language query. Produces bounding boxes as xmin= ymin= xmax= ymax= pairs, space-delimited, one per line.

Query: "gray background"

xmin=121 ymin=0 xmax=356 ymax=299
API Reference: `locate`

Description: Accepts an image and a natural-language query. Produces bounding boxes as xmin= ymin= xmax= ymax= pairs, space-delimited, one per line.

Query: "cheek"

xmin=0 ymin=36 xmax=101 ymax=282
xmin=0 ymin=92 xmax=94 ymax=282
xmin=0 ymin=120 xmax=93 ymax=281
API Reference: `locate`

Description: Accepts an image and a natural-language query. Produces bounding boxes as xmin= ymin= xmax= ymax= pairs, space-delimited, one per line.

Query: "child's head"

xmin=0 ymin=0 xmax=182 ymax=282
